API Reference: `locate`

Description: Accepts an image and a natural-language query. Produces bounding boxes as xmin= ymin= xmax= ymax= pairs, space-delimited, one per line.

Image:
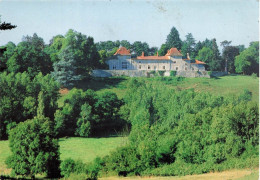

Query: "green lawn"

xmin=0 ymin=137 xmax=127 ymax=174
xmin=59 ymin=75 xmax=259 ymax=104
xmin=59 ymin=137 xmax=127 ymax=163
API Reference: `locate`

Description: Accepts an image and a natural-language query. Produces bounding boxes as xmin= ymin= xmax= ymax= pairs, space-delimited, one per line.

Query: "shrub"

xmin=251 ymin=72 xmax=257 ymax=79
xmin=60 ymin=158 xmax=86 ymax=178
xmin=158 ymin=70 xmax=165 ymax=76
xmin=170 ymin=70 xmax=177 ymax=76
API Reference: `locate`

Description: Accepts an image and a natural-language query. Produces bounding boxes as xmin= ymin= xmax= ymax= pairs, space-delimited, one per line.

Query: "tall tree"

xmin=165 ymin=26 xmax=182 ymax=50
xmin=181 ymin=33 xmax=196 ymax=58
xmin=158 ymin=44 xmax=168 ymax=56
xmin=220 ymin=40 xmax=232 ymax=73
xmin=51 ymin=46 xmax=81 ymax=87
xmin=235 ymin=41 xmax=259 ymax=75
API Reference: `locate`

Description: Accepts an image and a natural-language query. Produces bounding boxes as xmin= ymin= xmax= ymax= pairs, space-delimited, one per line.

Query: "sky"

xmin=0 ymin=0 xmax=259 ymax=49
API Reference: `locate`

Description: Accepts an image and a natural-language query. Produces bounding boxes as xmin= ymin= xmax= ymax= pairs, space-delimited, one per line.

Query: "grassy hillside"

xmin=75 ymin=75 xmax=259 ymax=102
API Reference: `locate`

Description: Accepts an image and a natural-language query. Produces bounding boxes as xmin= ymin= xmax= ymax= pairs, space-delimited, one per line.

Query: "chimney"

xmin=157 ymin=52 xmax=158 ymax=56
xmin=187 ymin=53 xmax=190 ymax=60
xmin=142 ymin=52 xmax=144 ymax=57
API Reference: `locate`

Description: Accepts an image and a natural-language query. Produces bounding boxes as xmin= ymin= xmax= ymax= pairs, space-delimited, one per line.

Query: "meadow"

xmin=77 ymin=75 xmax=259 ymax=102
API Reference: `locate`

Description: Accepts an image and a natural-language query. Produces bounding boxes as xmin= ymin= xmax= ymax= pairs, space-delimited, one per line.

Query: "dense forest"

xmin=0 ymin=26 xmax=259 ymax=179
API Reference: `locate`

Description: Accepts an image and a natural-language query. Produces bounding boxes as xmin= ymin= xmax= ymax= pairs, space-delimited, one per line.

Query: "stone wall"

xmin=91 ymin=70 xmax=226 ymax=78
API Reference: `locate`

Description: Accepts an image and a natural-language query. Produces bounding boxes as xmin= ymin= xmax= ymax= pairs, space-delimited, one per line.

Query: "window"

xmin=139 ymin=65 xmax=142 ymax=69
xmin=139 ymin=61 xmax=141 ymax=64
xmin=176 ymin=67 xmax=178 ymax=70
xmin=122 ymin=62 xmax=127 ymax=69
xmin=148 ymin=65 xmax=150 ymax=69
xmin=163 ymin=66 xmax=165 ymax=70
xmin=154 ymin=66 xmax=156 ymax=70
xmin=112 ymin=65 xmax=116 ymax=69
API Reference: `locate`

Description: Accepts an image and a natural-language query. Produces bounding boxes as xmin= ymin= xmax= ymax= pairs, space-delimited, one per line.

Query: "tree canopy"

xmin=165 ymin=26 xmax=182 ymax=50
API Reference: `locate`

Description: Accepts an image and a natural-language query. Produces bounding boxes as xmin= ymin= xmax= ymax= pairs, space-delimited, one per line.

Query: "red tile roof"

xmin=193 ymin=60 xmax=206 ymax=64
xmin=114 ymin=47 xmax=131 ymax=55
xmin=134 ymin=56 xmax=171 ymax=60
xmin=165 ymin=48 xmax=182 ymax=56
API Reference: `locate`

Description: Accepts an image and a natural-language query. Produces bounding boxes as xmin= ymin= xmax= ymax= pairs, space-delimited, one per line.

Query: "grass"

xmin=59 ymin=137 xmax=128 ymax=163
xmin=0 ymin=137 xmax=127 ymax=176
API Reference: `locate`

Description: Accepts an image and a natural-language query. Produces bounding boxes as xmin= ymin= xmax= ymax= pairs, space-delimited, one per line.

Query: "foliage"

xmin=222 ymin=46 xmax=240 ymax=73
xmin=0 ymin=72 xmax=60 ymax=139
xmin=235 ymin=41 xmax=259 ymax=75
xmin=165 ymin=26 xmax=182 ymax=50
xmin=170 ymin=70 xmax=177 ymax=76
xmin=6 ymin=116 xmax=60 ymax=178
xmin=157 ymin=70 xmax=165 ymax=76
xmin=0 ymin=42 xmax=16 ymax=71
xmin=7 ymin=33 xmax=52 ymax=77
xmin=158 ymin=44 xmax=168 ymax=56
xmin=51 ymin=46 xmax=81 ymax=87
xmin=131 ymin=41 xmax=149 ymax=56
xmin=181 ymin=33 xmax=196 ymax=58
xmin=55 ymin=89 xmax=124 ymax=137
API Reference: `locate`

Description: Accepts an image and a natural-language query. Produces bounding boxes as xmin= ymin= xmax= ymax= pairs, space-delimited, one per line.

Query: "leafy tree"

xmin=222 ymin=45 xmax=240 ymax=73
xmin=120 ymin=40 xmax=131 ymax=50
xmin=52 ymin=46 xmax=81 ymax=87
xmin=0 ymin=72 xmax=59 ymax=139
xmin=158 ymin=44 xmax=168 ymax=56
xmin=6 ymin=116 xmax=60 ymax=178
xmin=165 ymin=26 xmax=182 ymax=50
xmin=196 ymin=47 xmax=215 ymax=70
xmin=131 ymin=41 xmax=149 ymax=56
xmin=235 ymin=41 xmax=259 ymax=75
xmin=193 ymin=41 xmax=203 ymax=57
xmin=7 ymin=33 xmax=52 ymax=77
xmin=0 ymin=42 xmax=16 ymax=71
xmin=149 ymin=47 xmax=158 ymax=56
xmin=76 ymin=103 xmax=92 ymax=137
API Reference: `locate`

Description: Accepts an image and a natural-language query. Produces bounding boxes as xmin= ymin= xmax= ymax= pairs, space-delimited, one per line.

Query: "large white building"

xmin=106 ymin=47 xmax=206 ymax=71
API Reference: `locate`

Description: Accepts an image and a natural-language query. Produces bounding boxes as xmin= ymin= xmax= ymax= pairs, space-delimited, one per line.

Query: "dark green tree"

xmin=0 ymin=42 xmax=16 ymax=71
xmin=120 ymin=40 xmax=131 ymax=50
xmin=181 ymin=33 xmax=196 ymax=58
xmin=7 ymin=33 xmax=52 ymax=77
xmin=6 ymin=116 xmax=60 ymax=178
xmin=131 ymin=41 xmax=149 ymax=56
xmin=222 ymin=46 xmax=240 ymax=73
xmin=165 ymin=26 xmax=182 ymax=50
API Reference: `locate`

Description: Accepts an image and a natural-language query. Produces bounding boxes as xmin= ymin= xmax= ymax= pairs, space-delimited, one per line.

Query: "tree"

xmin=76 ymin=103 xmax=92 ymax=137
xmin=196 ymin=47 xmax=215 ymax=70
xmin=131 ymin=41 xmax=149 ymax=56
xmin=7 ymin=33 xmax=52 ymax=77
xmin=181 ymin=33 xmax=196 ymax=58
xmin=0 ymin=16 xmax=17 ymax=30
xmin=158 ymin=44 xmax=168 ymax=56
xmin=165 ymin=26 xmax=182 ymax=50
xmin=120 ymin=40 xmax=131 ymax=50
xmin=6 ymin=116 xmax=60 ymax=178
xmin=51 ymin=46 xmax=81 ymax=87
xmin=0 ymin=42 xmax=16 ymax=71
xmin=220 ymin=40 xmax=232 ymax=72
xmin=222 ymin=46 xmax=240 ymax=73
xmin=235 ymin=41 xmax=259 ymax=75
xmin=149 ymin=47 xmax=158 ymax=56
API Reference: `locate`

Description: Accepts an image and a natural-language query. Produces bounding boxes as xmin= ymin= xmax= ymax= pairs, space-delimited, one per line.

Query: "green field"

xmin=0 ymin=137 xmax=127 ymax=175
xmin=79 ymin=75 xmax=259 ymax=102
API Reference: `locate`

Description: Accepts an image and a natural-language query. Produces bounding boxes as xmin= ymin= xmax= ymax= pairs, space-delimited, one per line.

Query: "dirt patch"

xmin=59 ymin=88 xmax=69 ymax=95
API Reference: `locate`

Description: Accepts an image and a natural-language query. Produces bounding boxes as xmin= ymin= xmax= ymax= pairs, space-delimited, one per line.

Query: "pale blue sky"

xmin=0 ymin=0 xmax=259 ymax=49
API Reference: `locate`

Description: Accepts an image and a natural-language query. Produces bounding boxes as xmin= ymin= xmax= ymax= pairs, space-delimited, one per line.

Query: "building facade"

xmin=107 ymin=47 xmax=206 ymax=71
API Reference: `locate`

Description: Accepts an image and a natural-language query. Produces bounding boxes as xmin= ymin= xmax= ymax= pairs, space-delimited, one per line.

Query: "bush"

xmin=251 ymin=73 xmax=257 ymax=79
xmin=6 ymin=117 xmax=60 ymax=178
xmin=157 ymin=70 xmax=165 ymax=76
xmin=60 ymin=158 xmax=86 ymax=178
xmin=170 ymin=70 xmax=177 ymax=76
